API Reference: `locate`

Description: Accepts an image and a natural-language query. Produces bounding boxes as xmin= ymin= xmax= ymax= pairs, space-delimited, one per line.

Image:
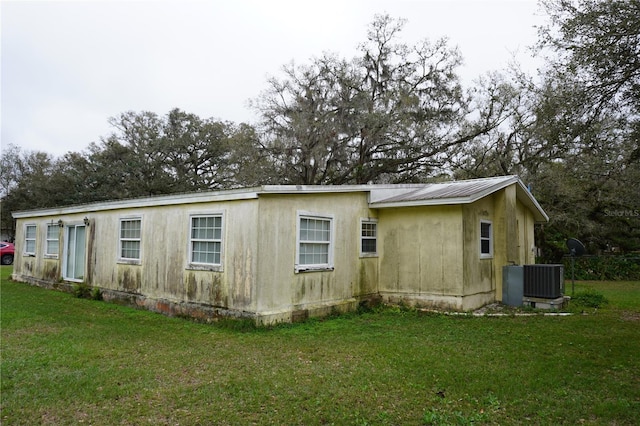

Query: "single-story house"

xmin=11 ymin=175 xmax=548 ymax=324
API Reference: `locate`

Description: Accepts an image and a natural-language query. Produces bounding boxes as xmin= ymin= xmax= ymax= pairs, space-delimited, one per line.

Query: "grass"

xmin=1 ymin=265 xmax=639 ymax=425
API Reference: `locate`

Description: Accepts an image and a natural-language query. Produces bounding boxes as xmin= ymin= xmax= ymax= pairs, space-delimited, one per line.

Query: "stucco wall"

xmin=254 ymin=192 xmax=379 ymax=322
xmin=462 ymin=195 xmax=496 ymax=305
xmin=11 ymin=183 xmax=544 ymax=323
xmin=13 ymin=199 xmax=260 ymax=315
xmin=377 ymin=205 xmax=465 ymax=309
xmin=516 ymin=200 xmax=536 ymax=265
xmin=461 ymin=185 xmax=536 ymax=305
xmin=12 ymin=222 xmax=62 ymax=283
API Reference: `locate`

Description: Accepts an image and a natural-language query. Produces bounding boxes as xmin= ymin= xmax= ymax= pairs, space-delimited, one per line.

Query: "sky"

xmin=1 ymin=0 xmax=545 ymax=158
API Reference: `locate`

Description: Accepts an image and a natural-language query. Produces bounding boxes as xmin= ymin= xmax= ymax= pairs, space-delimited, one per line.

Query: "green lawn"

xmin=1 ymin=265 xmax=639 ymax=425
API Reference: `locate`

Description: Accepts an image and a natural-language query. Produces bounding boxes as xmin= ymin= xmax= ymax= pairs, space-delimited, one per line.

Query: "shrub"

xmin=571 ymin=289 xmax=608 ymax=308
xmin=72 ymin=283 xmax=91 ymax=298
xmin=72 ymin=283 xmax=102 ymax=300
xmin=90 ymin=287 xmax=102 ymax=301
xmin=563 ymin=255 xmax=640 ymax=281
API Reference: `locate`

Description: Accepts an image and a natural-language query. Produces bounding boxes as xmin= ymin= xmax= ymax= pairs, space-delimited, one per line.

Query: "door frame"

xmin=62 ymin=222 xmax=87 ymax=282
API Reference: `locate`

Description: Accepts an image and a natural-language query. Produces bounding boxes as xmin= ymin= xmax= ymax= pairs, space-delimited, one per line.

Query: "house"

xmin=11 ymin=175 xmax=548 ymax=325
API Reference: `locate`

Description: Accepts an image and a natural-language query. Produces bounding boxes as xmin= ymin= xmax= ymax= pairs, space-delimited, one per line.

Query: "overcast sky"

xmin=1 ymin=0 xmax=545 ymax=158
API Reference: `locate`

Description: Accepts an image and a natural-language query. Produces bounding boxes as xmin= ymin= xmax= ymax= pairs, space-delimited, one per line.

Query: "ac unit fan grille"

xmin=523 ymin=265 xmax=564 ymax=298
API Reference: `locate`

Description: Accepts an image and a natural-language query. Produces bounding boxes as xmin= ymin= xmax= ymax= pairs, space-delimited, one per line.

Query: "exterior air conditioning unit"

xmin=523 ymin=264 xmax=564 ymax=299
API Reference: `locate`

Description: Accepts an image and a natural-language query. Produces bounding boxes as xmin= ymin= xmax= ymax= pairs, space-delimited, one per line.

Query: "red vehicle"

xmin=1 ymin=242 xmax=14 ymax=265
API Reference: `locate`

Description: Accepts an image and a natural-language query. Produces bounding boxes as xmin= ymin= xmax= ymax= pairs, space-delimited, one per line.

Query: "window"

xmin=190 ymin=215 xmax=223 ymax=266
xmin=480 ymin=220 xmax=493 ymax=258
xmin=24 ymin=225 xmax=37 ymax=255
xmin=360 ymin=219 xmax=378 ymax=256
xmin=296 ymin=212 xmax=334 ymax=272
xmin=45 ymin=224 xmax=59 ymax=256
xmin=119 ymin=218 xmax=142 ymax=260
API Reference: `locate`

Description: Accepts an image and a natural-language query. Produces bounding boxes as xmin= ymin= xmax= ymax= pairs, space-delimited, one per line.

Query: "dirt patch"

xmin=621 ymin=311 xmax=640 ymax=322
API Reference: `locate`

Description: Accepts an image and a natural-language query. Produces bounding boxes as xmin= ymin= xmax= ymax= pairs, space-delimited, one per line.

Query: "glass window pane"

xmin=121 ymin=220 xmax=141 ymax=239
xmin=299 ymin=242 xmax=328 ymax=265
xmin=190 ymin=216 xmax=222 ymax=265
xmin=300 ymin=217 xmax=330 ymax=242
xmin=47 ymin=240 xmax=59 ymax=255
xmin=481 ymin=222 xmax=491 ymax=238
xmin=121 ymin=240 xmax=140 ymax=259
xmin=362 ymin=239 xmax=376 ymax=253
xmin=298 ymin=216 xmax=332 ymax=266
xmin=47 ymin=225 xmax=57 ymax=239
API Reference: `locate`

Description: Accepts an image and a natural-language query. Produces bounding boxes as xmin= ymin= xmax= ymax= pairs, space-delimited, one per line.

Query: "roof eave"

xmin=370 ymin=196 xmax=475 ymax=208
xmin=11 ymin=189 xmax=261 ymax=219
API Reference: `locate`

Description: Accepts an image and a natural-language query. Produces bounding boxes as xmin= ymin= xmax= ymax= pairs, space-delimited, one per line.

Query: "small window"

xmin=480 ymin=220 xmax=493 ymax=258
xmin=25 ymin=224 xmax=37 ymax=255
xmin=45 ymin=224 xmax=59 ymax=256
xmin=360 ymin=219 xmax=378 ymax=256
xmin=190 ymin=215 xmax=223 ymax=266
xmin=119 ymin=218 xmax=142 ymax=260
xmin=296 ymin=212 xmax=334 ymax=272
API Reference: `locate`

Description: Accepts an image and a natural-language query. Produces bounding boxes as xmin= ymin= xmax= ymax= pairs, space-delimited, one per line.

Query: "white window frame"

xmin=24 ymin=224 xmax=37 ymax=256
xmin=480 ymin=220 xmax=493 ymax=259
xmin=118 ymin=216 xmax=142 ymax=264
xmin=360 ymin=218 xmax=378 ymax=257
xmin=45 ymin=223 xmax=59 ymax=257
xmin=295 ymin=211 xmax=335 ymax=273
xmin=188 ymin=212 xmax=224 ymax=271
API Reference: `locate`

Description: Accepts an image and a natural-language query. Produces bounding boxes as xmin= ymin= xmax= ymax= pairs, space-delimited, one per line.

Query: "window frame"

xmin=118 ymin=216 xmax=142 ymax=264
xmin=188 ymin=212 xmax=224 ymax=271
xmin=45 ymin=223 xmax=59 ymax=258
xmin=480 ymin=220 xmax=493 ymax=259
xmin=24 ymin=224 xmax=37 ymax=256
xmin=360 ymin=218 xmax=378 ymax=257
xmin=295 ymin=211 xmax=335 ymax=273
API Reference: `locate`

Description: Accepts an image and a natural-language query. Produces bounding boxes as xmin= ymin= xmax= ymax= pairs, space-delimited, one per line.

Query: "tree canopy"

xmin=2 ymin=6 xmax=639 ymax=256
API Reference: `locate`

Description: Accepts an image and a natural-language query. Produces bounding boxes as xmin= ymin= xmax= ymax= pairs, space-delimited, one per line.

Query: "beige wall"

xmin=12 ymin=221 xmax=63 ymax=283
xmin=516 ymin=200 xmax=536 ymax=265
xmin=461 ymin=185 xmax=536 ymax=305
xmin=254 ymin=192 xmax=379 ymax=322
xmin=12 ymin=192 xmax=380 ymax=324
xmin=378 ymin=205 xmax=465 ymax=309
xmin=13 ymin=199 xmax=260 ymax=314
xmin=462 ymin=195 xmax=496 ymax=306
xmin=12 ymin=184 xmax=543 ymax=322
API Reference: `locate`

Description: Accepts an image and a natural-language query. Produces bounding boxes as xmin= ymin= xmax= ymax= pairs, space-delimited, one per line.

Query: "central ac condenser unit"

xmin=523 ymin=264 xmax=564 ymax=299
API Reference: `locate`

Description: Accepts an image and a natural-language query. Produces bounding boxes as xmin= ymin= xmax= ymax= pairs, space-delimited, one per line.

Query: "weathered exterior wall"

xmin=254 ymin=192 xmax=379 ymax=324
xmin=461 ymin=185 xmax=521 ymax=306
xmin=516 ymin=200 xmax=536 ymax=265
xmin=11 ymin=182 xmax=545 ymax=323
xmin=102 ymin=199 xmax=258 ymax=314
xmin=377 ymin=205 xmax=465 ymax=310
xmin=13 ymin=199 xmax=260 ymax=318
xmin=12 ymin=221 xmax=62 ymax=285
xmin=462 ymin=195 xmax=496 ymax=308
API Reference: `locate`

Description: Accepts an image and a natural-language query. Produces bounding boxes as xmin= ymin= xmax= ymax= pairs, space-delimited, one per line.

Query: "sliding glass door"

xmin=63 ymin=224 xmax=86 ymax=281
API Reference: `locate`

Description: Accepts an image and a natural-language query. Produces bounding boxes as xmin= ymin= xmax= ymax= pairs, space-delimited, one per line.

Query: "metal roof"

xmin=369 ymin=175 xmax=517 ymax=204
xmin=12 ymin=176 xmax=548 ymax=222
xmin=368 ymin=176 xmax=548 ymax=222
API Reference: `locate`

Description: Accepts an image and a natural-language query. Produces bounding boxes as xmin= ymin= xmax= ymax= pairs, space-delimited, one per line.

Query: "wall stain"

xmin=186 ymin=273 xmax=197 ymax=300
xmin=119 ymin=268 xmax=141 ymax=292
xmin=43 ymin=262 xmax=59 ymax=282
xmin=210 ymin=275 xmax=226 ymax=306
xmin=86 ymin=219 xmax=95 ymax=284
